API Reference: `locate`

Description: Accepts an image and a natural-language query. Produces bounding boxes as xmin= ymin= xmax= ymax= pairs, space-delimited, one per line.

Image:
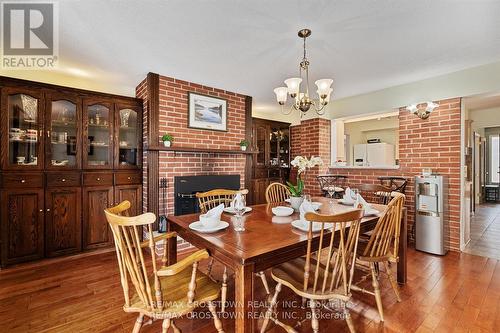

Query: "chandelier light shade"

xmin=274 ymin=28 xmax=333 ymax=116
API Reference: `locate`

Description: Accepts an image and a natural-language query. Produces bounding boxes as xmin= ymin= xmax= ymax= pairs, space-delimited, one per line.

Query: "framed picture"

xmin=188 ymin=92 xmax=227 ymax=131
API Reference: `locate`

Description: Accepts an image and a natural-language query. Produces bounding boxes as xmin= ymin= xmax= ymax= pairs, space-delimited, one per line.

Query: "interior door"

xmin=487 ymin=133 xmax=500 ymax=184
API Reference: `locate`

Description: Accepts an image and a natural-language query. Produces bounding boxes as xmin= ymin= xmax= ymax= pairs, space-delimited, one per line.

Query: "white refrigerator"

xmin=353 ymin=143 xmax=395 ymax=166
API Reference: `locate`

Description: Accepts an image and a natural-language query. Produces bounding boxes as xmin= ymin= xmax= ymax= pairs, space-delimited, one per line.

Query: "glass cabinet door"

xmin=4 ymin=90 xmax=43 ymax=169
xmin=84 ymin=102 xmax=113 ymax=168
xmin=256 ymin=125 xmax=267 ymax=166
xmin=47 ymin=97 xmax=80 ymax=168
xmin=116 ymin=106 xmax=140 ymax=168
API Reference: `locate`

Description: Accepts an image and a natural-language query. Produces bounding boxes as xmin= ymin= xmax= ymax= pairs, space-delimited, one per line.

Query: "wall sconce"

xmin=406 ymin=101 xmax=438 ymax=119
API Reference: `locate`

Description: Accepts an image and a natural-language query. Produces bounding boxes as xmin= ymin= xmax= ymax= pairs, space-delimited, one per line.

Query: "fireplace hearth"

xmin=174 ymin=175 xmax=240 ymax=215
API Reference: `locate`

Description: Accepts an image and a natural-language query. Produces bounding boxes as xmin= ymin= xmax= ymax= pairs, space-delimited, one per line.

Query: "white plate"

xmin=338 ymin=198 xmax=355 ymax=205
xmin=364 ymin=208 xmax=380 ymax=217
xmin=189 ymin=221 xmax=229 ymax=233
xmin=291 ymin=220 xmax=334 ymax=232
xmin=223 ymin=207 xmax=252 ymax=214
xmin=272 ymin=206 xmax=294 ymax=217
xmin=311 ymin=202 xmax=322 ymax=210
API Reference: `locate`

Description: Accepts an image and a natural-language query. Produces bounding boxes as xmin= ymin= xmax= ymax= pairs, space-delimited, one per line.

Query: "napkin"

xmin=343 ymin=187 xmax=355 ymax=202
xmin=356 ymin=193 xmax=372 ymax=210
xmin=204 ymin=203 xmax=225 ymax=220
xmin=299 ymin=200 xmax=316 ymax=221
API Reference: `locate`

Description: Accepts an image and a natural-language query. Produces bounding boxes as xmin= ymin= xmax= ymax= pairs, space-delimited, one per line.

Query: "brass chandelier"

xmin=274 ymin=28 xmax=333 ymax=116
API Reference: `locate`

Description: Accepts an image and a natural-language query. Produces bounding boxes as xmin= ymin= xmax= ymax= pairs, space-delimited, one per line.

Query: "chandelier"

xmin=273 ymin=28 xmax=333 ymax=116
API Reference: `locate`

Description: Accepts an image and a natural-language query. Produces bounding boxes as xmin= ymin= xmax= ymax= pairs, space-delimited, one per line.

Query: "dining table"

xmin=167 ymin=196 xmax=407 ymax=333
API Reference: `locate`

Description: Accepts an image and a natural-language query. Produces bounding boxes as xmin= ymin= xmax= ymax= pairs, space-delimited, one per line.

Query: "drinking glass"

xmin=303 ymin=194 xmax=312 ymax=204
xmin=233 ymin=194 xmax=246 ymax=232
xmin=350 ymin=188 xmax=359 ymax=202
xmin=327 ymin=186 xmax=336 ymax=203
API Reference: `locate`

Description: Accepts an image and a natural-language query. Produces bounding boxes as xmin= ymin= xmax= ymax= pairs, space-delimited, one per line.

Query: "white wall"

xmin=327 ymin=61 xmax=500 ymax=119
xmin=469 ymin=107 xmax=500 ymax=136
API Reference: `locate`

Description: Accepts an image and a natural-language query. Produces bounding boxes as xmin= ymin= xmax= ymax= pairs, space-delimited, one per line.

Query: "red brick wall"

xmin=290 ymin=118 xmax=331 ymax=196
xmin=321 ymin=98 xmax=462 ymax=251
xmin=137 ymin=75 xmax=248 ymax=249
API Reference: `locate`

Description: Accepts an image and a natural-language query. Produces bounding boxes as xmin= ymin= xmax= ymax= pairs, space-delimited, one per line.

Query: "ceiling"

xmin=4 ymin=0 xmax=500 ymax=117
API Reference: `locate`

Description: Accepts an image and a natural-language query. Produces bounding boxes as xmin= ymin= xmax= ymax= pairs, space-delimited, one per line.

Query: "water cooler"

xmin=415 ymin=175 xmax=448 ymax=255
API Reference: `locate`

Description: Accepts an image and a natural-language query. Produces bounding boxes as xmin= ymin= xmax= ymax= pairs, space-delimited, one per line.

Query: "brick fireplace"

xmin=136 ymin=73 xmax=251 ymax=250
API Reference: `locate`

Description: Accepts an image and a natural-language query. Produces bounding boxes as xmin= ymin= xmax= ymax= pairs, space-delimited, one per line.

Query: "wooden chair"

xmin=351 ymin=193 xmax=405 ymax=322
xmin=196 ymin=188 xmax=271 ymax=308
xmin=196 ymin=188 xmax=248 ymax=214
xmin=265 ymin=182 xmax=290 ymax=203
xmin=378 ymin=176 xmax=408 ymax=194
xmin=356 ymin=183 xmax=394 ymax=205
xmin=105 ymin=201 xmax=224 ymax=333
xmin=317 ymin=175 xmax=348 ymax=198
xmin=261 ymin=209 xmax=364 ymax=333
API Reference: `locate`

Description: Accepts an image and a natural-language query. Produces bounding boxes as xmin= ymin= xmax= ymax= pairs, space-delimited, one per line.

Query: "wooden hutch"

xmin=250 ymin=118 xmax=291 ymax=204
xmin=0 ymin=77 xmax=143 ymax=266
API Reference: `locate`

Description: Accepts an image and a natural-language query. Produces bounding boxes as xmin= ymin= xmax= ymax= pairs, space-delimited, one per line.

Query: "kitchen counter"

xmin=329 ymin=165 xmax=401 ymax=170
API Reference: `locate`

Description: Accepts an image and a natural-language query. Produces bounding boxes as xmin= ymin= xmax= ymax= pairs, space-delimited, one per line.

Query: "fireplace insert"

xmin=173 ymin=175 xmax=240 ymax=215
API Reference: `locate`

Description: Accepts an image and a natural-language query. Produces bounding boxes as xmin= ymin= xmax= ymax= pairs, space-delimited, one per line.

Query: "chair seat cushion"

xmin=127 ymin=268 xmax=220 ymax=318
xmin=271 ymin=256 xmax=349 ymax=301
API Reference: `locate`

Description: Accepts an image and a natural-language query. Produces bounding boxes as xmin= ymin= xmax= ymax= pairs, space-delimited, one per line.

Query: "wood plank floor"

xmin=1 ymin=248 xmax=500 ymax=332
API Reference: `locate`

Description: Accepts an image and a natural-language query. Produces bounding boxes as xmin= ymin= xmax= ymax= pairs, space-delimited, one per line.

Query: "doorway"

xmin=462 ymin=95 xmax=500 ymax=259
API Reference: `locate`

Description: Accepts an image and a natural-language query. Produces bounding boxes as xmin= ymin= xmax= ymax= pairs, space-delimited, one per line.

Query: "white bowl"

xmin=272 ymin=206 xmax=294 ymax=217
xmin=199 ymin=214 xmax=220 ymax=228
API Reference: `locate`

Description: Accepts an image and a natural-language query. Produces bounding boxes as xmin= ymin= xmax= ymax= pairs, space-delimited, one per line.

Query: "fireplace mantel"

xmin=146 ymin=146 xmax=258 ymax=155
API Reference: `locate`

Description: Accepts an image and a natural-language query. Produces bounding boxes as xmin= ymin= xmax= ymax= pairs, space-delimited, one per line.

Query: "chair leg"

xmin=221 ymin=266 xmax=228 ymax=313
xmin=207 ymin=258 xmax=215 ymax=279
xmin=370 ymin=263 xmax=384 ymax=321
xmin=208 ymin=301 xmax=224 ymax=333
xmin=161 ymin=318 xmax=171 ymax=333
xmin=257 ymin=271 xmax=271 ymax=294
xmin=310 ymin=300 xmax=319 ymax=333
xmin=261 ymin=282 xmax=282 ymax=333
xmin=171 ymin=320 xmax=181 ymax=333
xmin=383 ymin=261 xmax=401 ymax=302
xmin=344 ymin=301 xmax=356 ymax=333
xmin=132 ymin=314 xmax=144 ymax=333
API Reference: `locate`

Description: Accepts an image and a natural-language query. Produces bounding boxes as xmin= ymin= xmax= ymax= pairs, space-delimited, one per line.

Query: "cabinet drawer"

xmin=115 ymin=172 xmax=142 ymax=185
xmin=2 ymin=173 xmax=43 ymax=188
xmin=83 ymin=172 xmax=113 ymax=186
xmin=46 ymin=172 xmax=81 ymax=187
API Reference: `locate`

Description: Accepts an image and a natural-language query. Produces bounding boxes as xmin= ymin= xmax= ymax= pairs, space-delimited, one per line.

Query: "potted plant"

xmin=239 ymin=139 xmax=249 ymax=151
xmin=161 ymin=133 xmax=174 ymax=147
xmin=286 ymin=155 xmax=324 ymax=211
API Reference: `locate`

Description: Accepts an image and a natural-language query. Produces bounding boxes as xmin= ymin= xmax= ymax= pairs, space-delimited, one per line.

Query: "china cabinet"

xmin=250 ymin=118 xmax=290 ymax=204
xmin=0 ymin=76 xmax=143 ymax=266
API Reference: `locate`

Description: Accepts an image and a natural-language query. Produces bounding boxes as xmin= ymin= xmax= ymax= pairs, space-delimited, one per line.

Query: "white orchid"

xmin=291 ymin=155 xmax=324 ymax=175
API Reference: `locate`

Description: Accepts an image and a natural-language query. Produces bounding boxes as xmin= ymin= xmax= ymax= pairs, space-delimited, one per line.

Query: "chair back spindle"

xmin=362 ymin=193 xmax=405 ymax=260
xmin=302 ymin=209 xmax=364 ymax=297
xmin=105 ymin=201 xmax=162 ymax=311
xmin=265 ymin=182 xmax=290 ymax=203
xmin=196 ymin=188 xmax=248 ymax=214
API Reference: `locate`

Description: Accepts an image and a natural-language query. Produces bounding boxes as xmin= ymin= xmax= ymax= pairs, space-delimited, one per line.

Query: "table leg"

xmin=234 ymin=263 xmax=255 ymax=333
xmin=397 ymin=209 xmax=407 ymax=285
xmin=167 ymin=225 xmax=177 ymax=265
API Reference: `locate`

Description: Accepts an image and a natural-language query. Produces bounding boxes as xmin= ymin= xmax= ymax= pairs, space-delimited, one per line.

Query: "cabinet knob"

xmin=127 ymin=177 xmax=131 ymax=180
xmin=97 ymin=177 xmax=101 ymax=181
xmin=61 ymin=178 xmax=66 ymax=182
xmin=20 ymin=179 xmax=25 ymax=183
xmin=39 ymin=209 xmax=43 ymax=212
xmin=46 ymin=208 xmax=50 ymax=212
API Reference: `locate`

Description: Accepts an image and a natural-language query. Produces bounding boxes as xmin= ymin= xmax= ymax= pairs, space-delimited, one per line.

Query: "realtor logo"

xmin=1 ymin=1 xmax=58 ymax=69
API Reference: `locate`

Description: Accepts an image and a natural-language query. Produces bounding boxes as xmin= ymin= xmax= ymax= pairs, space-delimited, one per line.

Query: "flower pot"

xmin=240 ymin=146 xmax=247 ymax=151
xmin=163 ymin=140 xmax=172 ymax=147
xmin=289 ymin=196 xmax=304 ymax=211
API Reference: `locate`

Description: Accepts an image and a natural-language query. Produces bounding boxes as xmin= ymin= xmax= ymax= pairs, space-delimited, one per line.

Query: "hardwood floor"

xmin=464 ymin=203 xmax=500 ymax=260
xmin=1 ymin=248 xmax=500 ymax=332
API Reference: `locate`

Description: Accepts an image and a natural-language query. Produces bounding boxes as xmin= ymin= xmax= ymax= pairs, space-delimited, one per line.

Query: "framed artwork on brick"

xmin=188 ymin=92 xmax=227 ymax=131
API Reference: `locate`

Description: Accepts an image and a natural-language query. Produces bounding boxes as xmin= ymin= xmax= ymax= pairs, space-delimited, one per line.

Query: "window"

xmin=490 ymin=135 xmax=499 ymax=183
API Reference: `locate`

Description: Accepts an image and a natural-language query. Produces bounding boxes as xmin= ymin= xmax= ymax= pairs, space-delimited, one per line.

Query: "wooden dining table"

xmin=167 ymin=197 xmax=407 ymax=333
